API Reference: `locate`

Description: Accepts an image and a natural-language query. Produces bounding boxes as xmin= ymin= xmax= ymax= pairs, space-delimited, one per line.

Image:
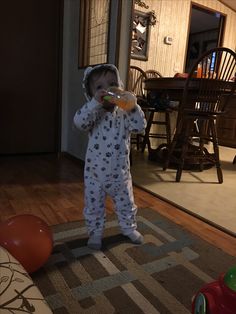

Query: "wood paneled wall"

xmin=131 ymin=0 xmax=236 ymax=76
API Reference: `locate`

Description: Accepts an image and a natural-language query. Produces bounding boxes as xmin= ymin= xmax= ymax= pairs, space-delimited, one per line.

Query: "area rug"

xmin=32 ymin=208 xmax=236 ymax=314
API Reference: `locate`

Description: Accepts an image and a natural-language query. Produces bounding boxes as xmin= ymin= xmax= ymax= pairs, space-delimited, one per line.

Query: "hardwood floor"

xmin=1 ymin=153 xmax=236 ymax=257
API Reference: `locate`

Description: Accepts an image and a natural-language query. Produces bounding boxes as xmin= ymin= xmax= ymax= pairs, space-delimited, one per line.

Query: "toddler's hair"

xmin=83 ymin=64 xmax=122 ymax=100
xmin=85 ymin=65 xmax=117 ymax=98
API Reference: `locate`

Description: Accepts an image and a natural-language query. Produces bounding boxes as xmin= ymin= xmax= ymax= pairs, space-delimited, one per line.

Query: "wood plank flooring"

xmin=1 ymin=153 xmax=236 ymax=257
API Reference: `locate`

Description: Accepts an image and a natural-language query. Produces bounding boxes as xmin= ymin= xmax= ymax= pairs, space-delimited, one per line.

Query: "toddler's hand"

xmin=94 ymin=89 xmax=108 ymax=104
xmin=94 ymin=89 xmax=116 ymax=112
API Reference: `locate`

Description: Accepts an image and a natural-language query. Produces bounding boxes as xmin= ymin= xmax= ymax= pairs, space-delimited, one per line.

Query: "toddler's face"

xmin=89 ymin=71 xmax=118 ymax=96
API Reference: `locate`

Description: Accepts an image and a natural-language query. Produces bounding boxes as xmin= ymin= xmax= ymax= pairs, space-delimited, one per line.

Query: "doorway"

xmin=0 ymin=0 xmax=63 ymax=155
xmin=185 ymin=5 xmax=225 ymax=72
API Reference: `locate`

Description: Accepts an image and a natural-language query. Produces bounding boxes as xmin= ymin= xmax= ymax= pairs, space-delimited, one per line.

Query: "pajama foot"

xmin=126 ymin=230 xmax=144 ymax=244
xmin=87 ymin=235 xmax=102 ymax=250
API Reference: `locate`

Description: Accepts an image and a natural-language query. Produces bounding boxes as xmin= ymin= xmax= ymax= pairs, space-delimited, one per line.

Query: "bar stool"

xmin=141 ymin=70 xmax=172 ymax=153
xmin=128 ymin=66 xmax=147 ymax=150
xmin=141 ymin=106 xmax=172 ymax=152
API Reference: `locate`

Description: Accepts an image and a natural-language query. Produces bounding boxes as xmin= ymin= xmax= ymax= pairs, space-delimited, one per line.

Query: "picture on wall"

xmin=131 ymin=10 xmax=151 ymax=61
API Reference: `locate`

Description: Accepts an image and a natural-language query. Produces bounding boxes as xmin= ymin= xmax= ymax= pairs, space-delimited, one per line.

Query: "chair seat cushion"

xmin=0 ymin=246 xmax=52 ymax=313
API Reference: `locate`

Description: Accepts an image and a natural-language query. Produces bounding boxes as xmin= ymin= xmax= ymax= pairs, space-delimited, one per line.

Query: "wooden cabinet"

xmin=217 ymin=95 xmax=236 ymax=148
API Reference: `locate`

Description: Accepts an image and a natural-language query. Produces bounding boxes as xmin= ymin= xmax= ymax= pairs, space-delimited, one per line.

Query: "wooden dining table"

xmin=144 ymin=76 xmax=234 ymax=99
xmin=144 ymin=77 xmax=186 ymax=100
xmin=144 ymin=76 xmax=200 ymax=124
xmin=143 ymin=76 xmax=235 ymax=170
xmin=144 ymin=76 xmax=187 ymax=100
xmin=143 ymin=77 xmax=185 ymax=166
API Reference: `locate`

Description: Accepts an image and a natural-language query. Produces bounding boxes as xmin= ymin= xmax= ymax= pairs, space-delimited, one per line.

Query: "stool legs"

xmin=165 ymin=111 xmax=171 ymax=147
xmin=164 ymin=116 xmax=223 ymax=184
xmin=141 ymin=110 xmax=154 ymax=152
xmin=141 ymin=109 xmax=172 ymax=153
xmin=175 ymin=119 xmax=192 ymax=182
xmin=210 ymin=119 xmax=223 ymax=183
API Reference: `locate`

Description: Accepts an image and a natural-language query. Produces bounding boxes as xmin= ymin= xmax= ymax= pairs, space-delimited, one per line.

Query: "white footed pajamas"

xmin=74 ymin=98 xmax=146 ymax=237
xmin=84 ymin=174 xmax=136 ymax=236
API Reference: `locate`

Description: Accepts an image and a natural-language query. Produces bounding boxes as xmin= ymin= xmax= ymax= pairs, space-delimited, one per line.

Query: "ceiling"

xmin=219 ymin=0 xmax=236 ymax=12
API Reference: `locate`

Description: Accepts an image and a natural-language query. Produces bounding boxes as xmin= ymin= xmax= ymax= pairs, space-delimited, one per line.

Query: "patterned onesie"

xmin=73 ymin=97 xmax=146 ymax=237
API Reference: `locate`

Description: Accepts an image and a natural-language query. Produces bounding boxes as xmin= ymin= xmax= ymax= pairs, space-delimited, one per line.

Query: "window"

xmin=78 ymin=0 xmax=111 ymax=67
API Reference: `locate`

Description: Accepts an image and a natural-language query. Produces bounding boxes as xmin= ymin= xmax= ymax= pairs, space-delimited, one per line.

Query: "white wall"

xmin=61 ymin=0 xmax=87 ymax=160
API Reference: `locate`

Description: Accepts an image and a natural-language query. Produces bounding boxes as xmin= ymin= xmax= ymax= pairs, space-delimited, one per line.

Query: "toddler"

xmin=73 ymin=64 xmax=146 ymax=250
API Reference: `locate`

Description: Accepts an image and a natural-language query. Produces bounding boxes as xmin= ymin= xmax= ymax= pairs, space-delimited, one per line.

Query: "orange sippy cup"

xmin=103 ymin=87 xmax=136 ymax=111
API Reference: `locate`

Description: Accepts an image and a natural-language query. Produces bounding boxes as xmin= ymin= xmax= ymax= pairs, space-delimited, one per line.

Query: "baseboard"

xmin=61 ymin=152 xmax=85 ymax=167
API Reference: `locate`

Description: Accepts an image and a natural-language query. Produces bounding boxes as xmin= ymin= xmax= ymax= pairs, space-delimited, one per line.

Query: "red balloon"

xmin=0 ymin=214 xmax=53 ymax=273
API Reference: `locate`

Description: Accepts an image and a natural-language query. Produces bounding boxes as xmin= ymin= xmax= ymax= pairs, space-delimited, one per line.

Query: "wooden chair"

xmin=141 ymin=70 xmax=172 ymax=153
xmin=128 ymin=66 xmax=147 ymax=150
xmin=145 ymin=70 xmax=162 ymax=79
xmin=128 ymin=65 xmax=148 ymax=106
xmin=163 ymin=47 xmax=236 ymax=183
